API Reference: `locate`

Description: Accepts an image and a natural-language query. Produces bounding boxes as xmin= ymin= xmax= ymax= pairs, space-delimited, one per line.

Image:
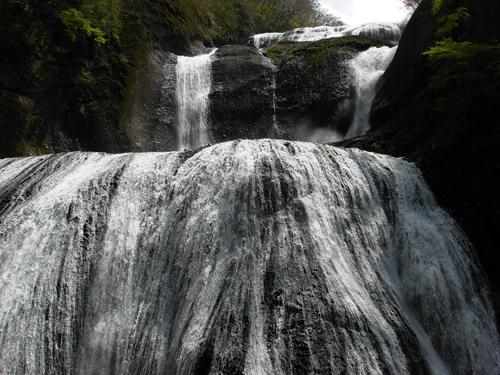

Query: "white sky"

xmin=318 ymin=0 xmax=411 ymax=26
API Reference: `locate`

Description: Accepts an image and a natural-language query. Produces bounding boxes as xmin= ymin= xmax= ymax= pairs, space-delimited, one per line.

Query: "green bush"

xmin=59 ymin=8 xmax=107 ymax=45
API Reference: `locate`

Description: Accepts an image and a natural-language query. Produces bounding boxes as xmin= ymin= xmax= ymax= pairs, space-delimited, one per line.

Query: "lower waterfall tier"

xmin=0 ymin=140 xmax=498 ymax=374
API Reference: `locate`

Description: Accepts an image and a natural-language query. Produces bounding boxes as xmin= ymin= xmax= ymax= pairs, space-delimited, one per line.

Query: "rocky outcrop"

xmin=123 ymin=47 xmax=177 ymax=152
xmin=369 ymin=0 xmax=434 ymax=131
xmin=209 ymin=45 xmax=276 ymax=143
xmin=208 ymin=37 xmax=391 ymax=144
xmin=273 ymin=40 xmax=354 ymax=140
xmin=272 ymin=37 xmax=390 ymax=140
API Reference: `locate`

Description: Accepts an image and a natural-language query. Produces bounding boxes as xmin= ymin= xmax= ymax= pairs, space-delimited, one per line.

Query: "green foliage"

xmin=422 ymin=0 xmax=500 ymax=115
xmin=82 ymin=0 xmax=122 ymax=40
xmin=423 ymin=39 xmax=499 ymax=67
xmin=198 ymin=0 xmax=343 ymax=42
xmin=434 ymin=7 xmax=470 ymax=39
xmin=431 ymin=0 xmax=451 ymax=15
xmin=59 ymin=8 xmax=107 ymax=45
xmin=423 ymin=39 xmax=500 ymax=100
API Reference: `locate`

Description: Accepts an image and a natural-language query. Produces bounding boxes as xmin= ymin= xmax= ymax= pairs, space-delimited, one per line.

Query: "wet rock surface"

xmin=208 ymin=37 xmax=390 ymax=143
xmin=209 ymin=45 xmax=277 ymax=143
xmin=124 ymin=47 xmax=178 ymax=152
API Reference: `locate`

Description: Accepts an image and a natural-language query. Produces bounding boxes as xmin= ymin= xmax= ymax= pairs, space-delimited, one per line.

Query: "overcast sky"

xmin=318 ymin=0 xmax=411 ymax=25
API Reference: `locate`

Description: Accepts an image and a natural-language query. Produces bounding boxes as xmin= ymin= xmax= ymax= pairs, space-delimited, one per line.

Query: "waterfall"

xmin=175 ymin=50 xmax=215 ymax=150
xmin=345 ymin=46 xmax=397 ymax=139
xmin=252 ymin=32 xmax=283 ymax=49
xmin=0 ymin=140 xmax=498 ymax=375
xmin=250 ymin=22 xmax=404 ymax=48
xmin=250 ymin=22 xmax=404 ymax=141
xmin=341 ymin=22 xmax=404 ymax=43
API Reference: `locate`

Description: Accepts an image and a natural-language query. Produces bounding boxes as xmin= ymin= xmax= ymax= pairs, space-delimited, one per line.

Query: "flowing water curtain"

xmin=0 ymin=140 xmax=499 ymax=374
xmin=250 ymin=21 xmax=404 ymax=48
xmin=175 ymin=50 xmax=216 ymax=150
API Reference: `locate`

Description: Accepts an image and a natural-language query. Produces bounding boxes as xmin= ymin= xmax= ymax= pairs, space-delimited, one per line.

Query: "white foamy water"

xmin=250 ymin=22 xmax=404 ymax=48
xmin=345 ymin=45 xmax=397 ymax=138
xmin=175 ymin=50 xmax=216 ymax=150
xmin=0 ymin=140 xmax=498 ymax=374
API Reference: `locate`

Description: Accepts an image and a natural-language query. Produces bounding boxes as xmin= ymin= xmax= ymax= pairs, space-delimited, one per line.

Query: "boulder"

xmin=209 ymin=45 xmax=277 ymax=143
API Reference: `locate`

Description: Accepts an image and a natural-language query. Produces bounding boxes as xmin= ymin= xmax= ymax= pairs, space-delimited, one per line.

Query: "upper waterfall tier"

xmin=250 ymin=21 xmax=406 ymax=48
xmin=0 ymin=140 xmax=498 ymax=374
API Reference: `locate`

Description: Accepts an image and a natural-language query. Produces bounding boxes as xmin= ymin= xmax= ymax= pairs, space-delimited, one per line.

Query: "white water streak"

xmin=345 ymin=46 xmax=397 ymax=139
xmin=175 ymin=50 xmax=215 ymax=150
xmin=251 ymin=22 xmax=403 ymax=48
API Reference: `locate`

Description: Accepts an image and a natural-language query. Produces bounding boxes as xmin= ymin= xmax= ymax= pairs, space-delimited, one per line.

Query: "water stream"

xmin=175 ymin=50 xmax=216 ymax=150
xmin=250 ymin=21 xmax=405 ymax=48
xmin=345 ymin=46 xmax=397 ymax=139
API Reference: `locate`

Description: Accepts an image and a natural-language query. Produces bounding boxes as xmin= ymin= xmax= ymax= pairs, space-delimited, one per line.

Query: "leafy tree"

xmin=58 ymin=8 xmax=107 ymax=45
xmin=311 ymin=8 xmax=344 ymax=27
xmin=198 ymin=0 xmax=343 ymax=40
xmin=421 ymin=0 xmax=500 ymax=113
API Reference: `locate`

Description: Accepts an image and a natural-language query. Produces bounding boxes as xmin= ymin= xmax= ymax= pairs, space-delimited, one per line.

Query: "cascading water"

xmin=0 ymin=139 xmax=498 ymax=375
xmin=345 ymin=46 xmax=397 ymax=138
xmin=250 ymin=21 xmax=405 ymax=141
xmin=175 ymin=50 xmax=215 ymax=150
xmin=250 ymin=22 xmax=404 ymax=48
xmin=341 ymin=21 xmax=405 ymax=43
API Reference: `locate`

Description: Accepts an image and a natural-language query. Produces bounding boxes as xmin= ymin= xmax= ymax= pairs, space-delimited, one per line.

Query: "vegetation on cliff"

xmin=0 ymin=0 xmax=208 ymax=156
xmin=199 ymin=0 xmax=342 ymax=43
xmin=0 ymin=0 xmax=336 ymax=157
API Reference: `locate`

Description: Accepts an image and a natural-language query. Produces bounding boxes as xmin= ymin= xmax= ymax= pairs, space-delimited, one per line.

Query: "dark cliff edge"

xmin=339 ymin=0 xmax=500 ymax=323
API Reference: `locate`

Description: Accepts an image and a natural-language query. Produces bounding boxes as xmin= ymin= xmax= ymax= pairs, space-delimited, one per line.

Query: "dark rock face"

xmin=272 ymin=40 xmax=356 ymax=140
xmin=369 ymin=0 xmax=434 ymax=131
xmin=209 ymin=45 xmax=277 ymax=143
xmin=208 ymin=37 xmax=390 ymax=144
xmin=124 ymin=47 xmax=178 ymax=152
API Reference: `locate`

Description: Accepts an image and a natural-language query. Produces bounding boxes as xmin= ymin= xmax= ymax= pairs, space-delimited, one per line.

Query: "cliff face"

xmin=342 ymin=0 xmax=500 ymax=321
xmin=207 ymin=37 xmax=391 ymax=144
xmin=209 ymin=45 xmax=276 ymax=143
xmin=123 ymin=48 xmax=178 ymax=152
xmin=0 ymin=0 xmax=211 ymax=158
xmin=0 ymin=0 xmax=339 ymax=157
xmin=272 ymin=39 xmax=355 ymax=140
xmin=272 ymin=37 xmax=391 ymax=140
